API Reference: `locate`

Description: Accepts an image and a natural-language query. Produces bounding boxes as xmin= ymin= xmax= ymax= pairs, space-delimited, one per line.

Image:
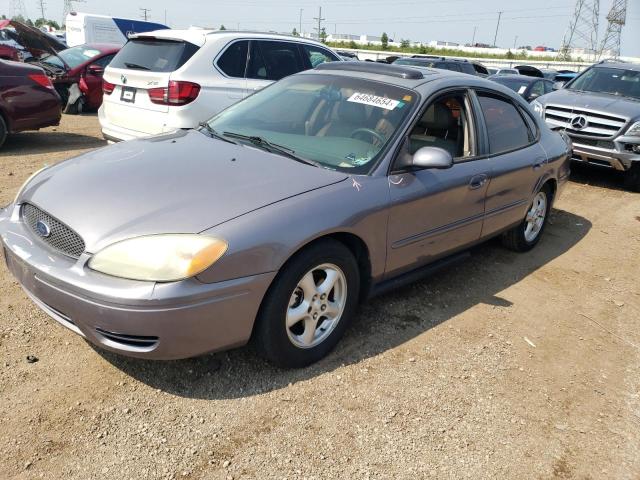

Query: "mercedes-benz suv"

xmin=532 ymin=60 xmax=640 ymax=191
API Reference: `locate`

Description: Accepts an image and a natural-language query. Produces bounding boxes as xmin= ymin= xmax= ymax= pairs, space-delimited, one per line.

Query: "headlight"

xmin=15 ymin=165 xmax=50 ymax=204
xmin=531 ymin=100 xmax=544 ymax=118
xmin=625 ymin=121 xmax=640 ymax=137
xmin=88 ymin=234 xmax=228 ymax=282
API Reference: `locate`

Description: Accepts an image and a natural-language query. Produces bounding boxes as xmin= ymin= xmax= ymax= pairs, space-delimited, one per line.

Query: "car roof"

xmin=131 ymin=28 xmax=326 ymax=47
xmin=78 ymin=43 xmax=121 ymax=53
xmin=489 ymin=74 xmax=539 ymax=83
xmin=596 ymin=60 xmax=640 ymax=72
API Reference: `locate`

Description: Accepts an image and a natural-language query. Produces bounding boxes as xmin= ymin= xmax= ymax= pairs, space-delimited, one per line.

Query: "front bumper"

xmin=566 ymin=135 xmax=640 ymax=172
xmin=0 ymin=205 xmax=276 ymax=360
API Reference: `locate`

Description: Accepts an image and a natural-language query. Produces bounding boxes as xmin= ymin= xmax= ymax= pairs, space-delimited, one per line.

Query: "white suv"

xmin=99 ymin=30 xmax=341 ymax=142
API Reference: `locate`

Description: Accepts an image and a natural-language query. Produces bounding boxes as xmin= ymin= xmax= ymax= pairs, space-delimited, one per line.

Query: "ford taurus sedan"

xmin=0 ymin=63 xmax=571 ymax=368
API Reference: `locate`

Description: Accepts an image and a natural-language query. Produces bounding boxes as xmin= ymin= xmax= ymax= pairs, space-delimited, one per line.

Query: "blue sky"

xmin=3 ymin=0 xmax=639 ymax=56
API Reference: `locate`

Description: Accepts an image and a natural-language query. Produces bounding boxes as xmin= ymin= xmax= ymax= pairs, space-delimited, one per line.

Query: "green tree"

xmin=291 ymin=27 xmax=299 ymax=36
xmin=381 ymin=32 xmax=388 ymax=50
xmin=505 ymin=49 xmax=514 ymax=59
xmin=320 ymin=27 xmax=327 ymax=44
xmin=348 ymin=40 xmax=357 ymax=49
xmin=219 ymin=24 xmax=226 ymax=31
xmin=400 ymin=38 xmax=410 ymax=49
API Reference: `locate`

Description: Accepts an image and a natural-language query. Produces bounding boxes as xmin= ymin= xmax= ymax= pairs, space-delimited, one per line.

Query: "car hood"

xmin=540 ymin=88 xmax=640 ymax=119
xmin=0 ymin=20 xmax=66 ymax=60
xmin=20 ymin=130 xmax=349 ymax=253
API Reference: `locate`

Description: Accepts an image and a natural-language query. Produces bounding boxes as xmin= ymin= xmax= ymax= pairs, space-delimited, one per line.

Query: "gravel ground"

xmin=1 ymin=115 xmax=639 ymax=480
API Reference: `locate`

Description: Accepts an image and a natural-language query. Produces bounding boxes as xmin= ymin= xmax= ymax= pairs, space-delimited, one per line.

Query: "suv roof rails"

xmin=598 ymin=58 xmax=628 ymax=64
xmin=409 ymin=55 xmax=469 ymax=63
xmin=315 ymin=61 xmax=425 ymax=80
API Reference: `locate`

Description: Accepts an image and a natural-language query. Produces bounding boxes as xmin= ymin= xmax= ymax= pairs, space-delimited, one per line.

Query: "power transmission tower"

xmin=140 ymin=8 xmax=151 ymax=21
xmin=313 ymin=7 xmax=325 ymax=40
xmin=598 ymin=0 xmax=627 ymax=59
xmin=558 ymin=0 xmax=600 ymax=60
xmin=62 ymin=0 xmax=85 ymax=23
xmin=10 ymin=0 xmax=27 ymax=18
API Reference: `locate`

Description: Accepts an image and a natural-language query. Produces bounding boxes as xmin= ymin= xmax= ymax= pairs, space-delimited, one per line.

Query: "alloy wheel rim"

xmin=286 ymin=263 xmax=347 ymax=349
xmin=524 ymin=191 xmax=547 ymax=242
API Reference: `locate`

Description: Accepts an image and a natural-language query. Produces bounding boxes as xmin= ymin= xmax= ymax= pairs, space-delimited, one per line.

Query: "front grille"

xmin=572 ymin=138 xmax=615 ymax=150
xmin=22 ymin=203 xmax=85 ymax=258
xmin=544 ymin=105 xmax=627 ymax=139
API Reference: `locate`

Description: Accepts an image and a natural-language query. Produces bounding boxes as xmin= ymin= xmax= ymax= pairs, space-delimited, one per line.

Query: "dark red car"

xmin=32 ymin=43 xmax=121 ymax=113
xmin=0 ymin=59 xmax=61 ymax=148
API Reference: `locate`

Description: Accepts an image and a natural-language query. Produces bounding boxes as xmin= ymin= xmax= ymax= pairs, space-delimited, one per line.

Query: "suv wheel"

xmin=64 ymin=96 xmax=85 ymax=115
xmin=502 ymin=184 xmax=552 ymax=252
xmin=624 ymin=163 xmax=640 ymax=193
xmin=253 ymin=239 xmax=360 ymax=368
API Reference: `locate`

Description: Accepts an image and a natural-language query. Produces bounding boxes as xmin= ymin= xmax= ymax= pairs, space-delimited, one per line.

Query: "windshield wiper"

xmin=222 ymin=131 xmax=321 ymax=168
xmin=198 ymin=122 xmax=237 ymax=144
xmin=123 ymin=62 xmax=150 ymax=70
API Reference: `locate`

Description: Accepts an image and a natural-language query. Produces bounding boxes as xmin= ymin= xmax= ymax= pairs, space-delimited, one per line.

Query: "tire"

xmin=63 ymin=96 xmax=84 ymax=115
xmin=0 ymin=115 xmax=7 ymax=149
xmin=253 ymin=239 xmax=360 ymax=368
xmin=502 ymin=184 xmax=552 ymax=252
xmin=624 ymin=163 xmax=640 ymax=193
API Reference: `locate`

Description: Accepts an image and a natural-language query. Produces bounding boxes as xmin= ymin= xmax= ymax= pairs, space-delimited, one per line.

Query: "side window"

xmin=446 ymin=63 xmax=462 ymax=72
xmin=408 ymin=92 xmax=475 ymax=159
xmin=302 ymin=45 xmax=338 ymax=68
xmin=543 ymin=80 xmax=554 ymax=94
xmin=246 ymin=41 xmax=268 ymax=79
xmin=92 ymin=54 xmax=114 ymax=68
xmin=477 ymin=93 xmax=532 ymax=154
xmin=531 ymin=80 xmax=545 ymax=97
xmin=252 ymin=41 xmax=304 ymax=81
xmin=217 ymin=40 xmax=249 ymax=78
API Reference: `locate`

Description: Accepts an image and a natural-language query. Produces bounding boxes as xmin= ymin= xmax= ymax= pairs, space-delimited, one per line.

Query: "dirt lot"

xmin=1 ymin=115 xmax=639 ymax=480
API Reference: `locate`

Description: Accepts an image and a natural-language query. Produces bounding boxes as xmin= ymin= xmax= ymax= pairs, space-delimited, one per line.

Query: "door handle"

xmin=469 ymin=174 xmax=488 ymax=190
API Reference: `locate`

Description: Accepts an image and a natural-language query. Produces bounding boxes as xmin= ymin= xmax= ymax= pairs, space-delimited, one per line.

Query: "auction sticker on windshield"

xmin=348 ymin=92 xmax=402 ymax=110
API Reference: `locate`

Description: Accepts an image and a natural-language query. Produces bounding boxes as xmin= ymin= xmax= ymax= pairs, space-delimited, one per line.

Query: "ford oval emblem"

xmin=36 ymin=220 xmax=52 ymax=238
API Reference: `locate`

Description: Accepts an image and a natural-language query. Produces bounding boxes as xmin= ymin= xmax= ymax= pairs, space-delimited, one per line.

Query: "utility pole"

xmin=313 ymin=6 xmax=324 ymax=39
xmin=493 ymin=11 xmax=503 ymax=47
xmin=38 ymin=0 xmax=46 ymax=19
xmin=299 ymin=8 xmax=303 ymax=35
xmin=140 ymin=7 xmax=151 ymax=21
xmin=471 ymin=26 xmax=477 ymax=45
xmin=164 ymin=9 xmax=167 ymax=25
xmin=513 ymin=35 xmax=518 ymax=49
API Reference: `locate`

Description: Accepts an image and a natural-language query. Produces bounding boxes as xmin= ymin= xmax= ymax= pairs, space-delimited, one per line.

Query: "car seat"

xmin=316 ymin=101 xmax=368 ymax=138
xmin=409 ymin=103 xmax=458 ymax=156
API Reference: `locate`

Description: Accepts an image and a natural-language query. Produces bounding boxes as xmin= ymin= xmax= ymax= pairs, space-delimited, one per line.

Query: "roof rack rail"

xmin=598 ymin=58 xmax=628 ymax=64
xmin=411 ymin=55 xmax=445 ymax=60
xmin=315 ymin=62 xmax=425 ymax=80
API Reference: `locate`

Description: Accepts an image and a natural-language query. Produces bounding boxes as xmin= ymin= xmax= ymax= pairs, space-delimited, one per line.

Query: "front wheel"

xmin=64 ymin=96 xmax=85 ymax=115
xmin=624 ymin=163 xmax=640 ymax=193
xmin=253 ymin=239 xmax=360 ymax=368
xmin=502 ymin=184 xmax=552 ymax=252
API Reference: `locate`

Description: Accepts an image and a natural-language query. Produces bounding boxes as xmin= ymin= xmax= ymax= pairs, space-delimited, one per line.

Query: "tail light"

xmin=103 ymin=80 xmax=115 ymax=95
xmin=148 ymin=81 xmax=200 ymax=106
xmin=28 ymin=73 xmax=54 ymax=89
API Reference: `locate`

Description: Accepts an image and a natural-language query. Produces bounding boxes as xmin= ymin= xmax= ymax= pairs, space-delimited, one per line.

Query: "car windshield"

xmin=567 ymin=66 xmax=640 ymax=100
xmin=492 ymin=77 xmax=530 ymax=93
xmin=206 ymin=74 xmax=417 ymax=173
xmin=44 ymin=46 xmax=102 ymax=69
xmin=394 ymin=58 xmax=434 ymax=67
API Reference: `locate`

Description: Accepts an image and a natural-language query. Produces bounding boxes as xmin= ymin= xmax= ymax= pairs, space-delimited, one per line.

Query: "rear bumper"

xmin=0 ymin=204 xmax=275 ymax=360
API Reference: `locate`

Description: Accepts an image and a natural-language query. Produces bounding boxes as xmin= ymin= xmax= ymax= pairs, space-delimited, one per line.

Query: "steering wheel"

xmin=350 ymin=128 xmax=386 ymax=145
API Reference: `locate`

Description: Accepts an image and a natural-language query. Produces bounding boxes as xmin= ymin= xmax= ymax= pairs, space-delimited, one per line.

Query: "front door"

xmin=385 ymin=90 xmax=490 ymax=277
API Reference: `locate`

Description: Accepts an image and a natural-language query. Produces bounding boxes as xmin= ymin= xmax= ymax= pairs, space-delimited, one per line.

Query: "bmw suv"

xmin=532 ymin=60 xmax=640 ymax=191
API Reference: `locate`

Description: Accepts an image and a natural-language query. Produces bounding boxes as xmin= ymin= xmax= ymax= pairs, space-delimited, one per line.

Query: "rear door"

xmin=102 ymin=38 xmax=200 ymax=135
xmin=245 ymin=40 xmax=305 ymax=95
xmin=82 ymin=53 xmax=114 ymax=108
xmin=473 ymin=91 xmax=547 ymax=237
xmin=213 ymin=39 xmax=249 ymax=101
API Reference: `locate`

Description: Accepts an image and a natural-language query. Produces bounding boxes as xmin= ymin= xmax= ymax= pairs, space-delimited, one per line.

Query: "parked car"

xmin=0 ymin=19 xmax=67 ymax=59
xmin=0 ymin=59 xmax=61 ymax=148
xmin=0 ymin=62 xmax=571 ymax=367
xmin=31 ymin=43 xmax=121 ymax=114
xmin=470 ymin=61 xmax=489 ymax=77
xmin=0 ymin=28 xmax=29 ymax=61
xmin=533 ymin=60 xmax=640 ymax=191
xmin=99 ymin=30 xmax=341 ymax=142
xmin=393 ymin=56 xmax=477 ymax=76
xmin=489 ymin=74 xmax=554 ymax=102
xmin=336 ymin=50 xmax=359 ymax=61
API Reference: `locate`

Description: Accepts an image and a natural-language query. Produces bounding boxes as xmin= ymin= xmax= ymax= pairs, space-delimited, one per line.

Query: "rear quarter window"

xmin=109 ymin=39 xmax=199 ymax=73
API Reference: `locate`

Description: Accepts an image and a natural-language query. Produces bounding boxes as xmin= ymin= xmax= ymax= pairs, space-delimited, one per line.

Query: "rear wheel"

xmin=624 ymin=163 xmax=640 ymax=193
xmin=0 ymin=115 xmax=7 ymax=149
xmin=253 ymin=239 xmax=360 ymax=368
xmin=64 ymin=96 xmax=85 ymax=115
xmin=502 ymin=184 xmax=552 ymax=252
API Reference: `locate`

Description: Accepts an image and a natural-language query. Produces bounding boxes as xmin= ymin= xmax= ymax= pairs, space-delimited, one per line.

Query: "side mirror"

xmin=87 ymin=64 xmax=104 ymax=75
xmin=411 ymin=146 xmax=453 ymax=170
xmin=552 ymin=81 xmax=565 ymax=90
